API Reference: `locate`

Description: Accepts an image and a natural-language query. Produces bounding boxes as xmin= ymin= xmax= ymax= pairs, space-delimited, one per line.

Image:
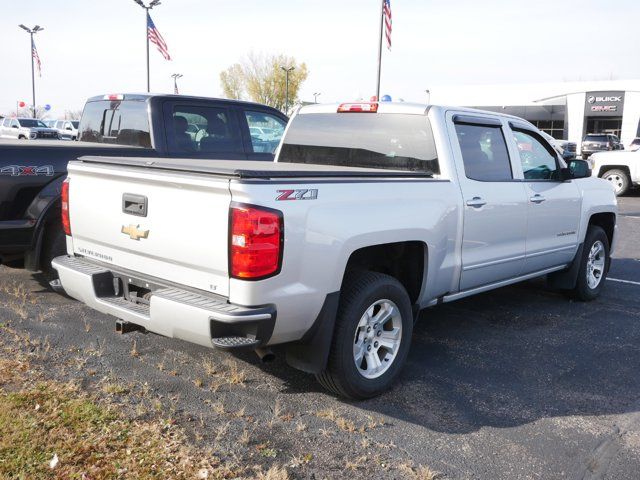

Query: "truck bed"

xmin=77 ymin=155 xmax=435 ymax=179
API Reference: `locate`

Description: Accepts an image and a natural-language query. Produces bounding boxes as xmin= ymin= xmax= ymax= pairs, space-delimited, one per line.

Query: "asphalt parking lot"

xmin=1 ymin=193 xmax=639 ymax=479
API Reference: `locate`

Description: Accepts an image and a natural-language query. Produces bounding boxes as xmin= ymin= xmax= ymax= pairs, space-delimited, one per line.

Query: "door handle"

xmin=529 ymin=194 xmax=546 ymax=204
xmin=466 ymin=197 xmax=487 ymax=208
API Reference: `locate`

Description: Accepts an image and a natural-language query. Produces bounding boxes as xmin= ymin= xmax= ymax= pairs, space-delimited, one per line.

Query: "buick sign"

xmin=585 ymin=91 xmax=625 ymax=117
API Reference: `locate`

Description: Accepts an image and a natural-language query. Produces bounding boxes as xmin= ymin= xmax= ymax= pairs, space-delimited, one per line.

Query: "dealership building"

xmin=428 ymin=80 xmax=640 ymax=154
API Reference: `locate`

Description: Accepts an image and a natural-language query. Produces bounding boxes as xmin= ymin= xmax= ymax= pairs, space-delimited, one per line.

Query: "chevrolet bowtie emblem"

xmin=121 ymin=224 xmax=149 ymax=241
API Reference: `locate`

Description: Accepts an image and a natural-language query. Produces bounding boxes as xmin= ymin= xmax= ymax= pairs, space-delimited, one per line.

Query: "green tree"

xmin=220 ymin=52 xmax=308 ymax=113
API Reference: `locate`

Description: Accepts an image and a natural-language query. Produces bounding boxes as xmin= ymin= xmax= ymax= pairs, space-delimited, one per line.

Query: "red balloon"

xmin=18 ymin=101 xmax=26 ymax=108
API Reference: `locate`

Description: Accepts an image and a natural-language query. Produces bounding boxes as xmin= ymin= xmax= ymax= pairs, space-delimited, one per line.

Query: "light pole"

xmin=18 ymin=24 xmax=43 ymax=119
xmin=171 ymin=73 xmax=183 ymax=94
xmin=132 ymin=0 xmax=162 ymax=92
xmin=313 ymin=92 xmax=321 ymax=104
xmin=280 ymin=66 xmax=295 ymax=114
xmin=425 ymin=89 xmax=431 ymax=105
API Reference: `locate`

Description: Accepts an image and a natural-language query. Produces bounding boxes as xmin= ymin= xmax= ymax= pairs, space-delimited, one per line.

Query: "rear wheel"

xmin=316 ymin=271 xmax=413 ymax=399
xmin=602 ymin=169 xmax=630 ymax=196
xmin=572 ymin=225 xmax=610 ymax=301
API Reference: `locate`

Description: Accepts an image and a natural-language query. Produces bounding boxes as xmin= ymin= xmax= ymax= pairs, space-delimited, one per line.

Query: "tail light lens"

xmin=230 ymin=204 xmax=283 ymax=280
xmin=61 ymin=178 xmax=71 ymax=236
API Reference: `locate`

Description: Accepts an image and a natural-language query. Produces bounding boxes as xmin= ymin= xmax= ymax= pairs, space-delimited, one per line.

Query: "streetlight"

xmin=313 ymin=92 xmax=321 ymax=104
xmin=171 ymin=73 xmax=183 ymax=94
xmin=425 ymin=89 xmax=431 ymax=105
xmin=132 ymin=0 xmax=162 ymax=92
xmin=280 ymin=66 xmax=295 ymax=114
xmin=18 ymin=24 xmax=44 ymax=119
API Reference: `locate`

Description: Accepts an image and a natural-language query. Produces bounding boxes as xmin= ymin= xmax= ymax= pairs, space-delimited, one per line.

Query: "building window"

xmin=531 ymin=120 xmax=565 ymax=140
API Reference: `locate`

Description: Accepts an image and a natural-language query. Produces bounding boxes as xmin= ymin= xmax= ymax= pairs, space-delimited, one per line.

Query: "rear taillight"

xmin=61 ymin=178 xmax=71 ymax=236
xmin=230 ymin=204 xmax=283 ymax=280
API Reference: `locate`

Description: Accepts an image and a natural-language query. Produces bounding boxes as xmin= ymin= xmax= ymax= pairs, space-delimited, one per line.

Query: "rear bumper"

xmin=51 ymin=255 xmax=276 ymax=349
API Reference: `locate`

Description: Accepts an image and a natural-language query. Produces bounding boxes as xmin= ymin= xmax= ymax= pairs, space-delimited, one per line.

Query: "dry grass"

xmin=130 ymin=338 xmax=140 ymax=357
xmin=398 ymin=462 xmax=441 ymax=480
xmin=255 ymin=465 xmax=290 ymax=480
xmin=0 ymin=358 xmax=231 ymax=479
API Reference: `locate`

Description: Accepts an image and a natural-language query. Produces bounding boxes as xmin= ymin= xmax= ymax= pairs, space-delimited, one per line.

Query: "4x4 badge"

xmin=121 ymin=224 xmax=149 ymax=241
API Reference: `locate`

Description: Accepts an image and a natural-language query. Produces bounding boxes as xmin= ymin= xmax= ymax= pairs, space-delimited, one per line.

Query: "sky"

xmin=2 ymin=0 xmax=640 ymax=118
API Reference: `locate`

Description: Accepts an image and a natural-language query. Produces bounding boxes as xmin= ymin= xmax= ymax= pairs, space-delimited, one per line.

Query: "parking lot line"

xmin=607 ymin=277 xmax=640 ymax=286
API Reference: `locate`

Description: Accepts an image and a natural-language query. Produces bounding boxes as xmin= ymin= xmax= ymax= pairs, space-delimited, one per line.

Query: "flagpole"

xmin=145 ymin=11 xmax=150 ymax=92
xmin=30 ymin=33 xmax=36 ymax=118
xmin=375 ymin=0 xmax=384 ymax=100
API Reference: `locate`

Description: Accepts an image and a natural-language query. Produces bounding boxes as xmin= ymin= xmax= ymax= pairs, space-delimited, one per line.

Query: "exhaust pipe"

xmin=255 ymin=347 xmax=275 ymax=363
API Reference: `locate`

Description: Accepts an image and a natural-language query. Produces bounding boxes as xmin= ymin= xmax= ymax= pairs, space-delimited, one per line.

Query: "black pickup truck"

xmin=0 ymin=93 xmax=288 ymax=276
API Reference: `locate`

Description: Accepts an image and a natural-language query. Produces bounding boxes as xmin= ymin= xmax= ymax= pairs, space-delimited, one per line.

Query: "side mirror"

xmin=565 ymin=159 xmax=591 ymax=179
xmin=66 ymin=126 xmax=72 ymax=130
xmin=12 ymin=125 xmax=18 ymax=129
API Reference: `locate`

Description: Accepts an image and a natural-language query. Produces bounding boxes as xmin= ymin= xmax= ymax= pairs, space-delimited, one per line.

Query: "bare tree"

xmin=220 ymin=52 xmax=309 ymax=112
xmin=64 ymin=109 xmax=83 ymax=120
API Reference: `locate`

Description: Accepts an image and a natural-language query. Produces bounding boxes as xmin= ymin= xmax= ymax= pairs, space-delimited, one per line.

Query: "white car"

xmin=53 ymin=102 xmax=617 ymax=399
xmin=54 ymin=120 xmax=80 ymax=141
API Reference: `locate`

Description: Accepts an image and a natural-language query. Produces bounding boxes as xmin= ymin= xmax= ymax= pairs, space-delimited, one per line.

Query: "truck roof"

xmin=298 ymin=102 xmax=533 ymax=124
xmin=85 ymin=93 xmax=283 ymax=111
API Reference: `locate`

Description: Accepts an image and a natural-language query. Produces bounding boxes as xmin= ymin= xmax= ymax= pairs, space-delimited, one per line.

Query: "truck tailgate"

xmin=67 ymin=161 xmax=231 ymax=296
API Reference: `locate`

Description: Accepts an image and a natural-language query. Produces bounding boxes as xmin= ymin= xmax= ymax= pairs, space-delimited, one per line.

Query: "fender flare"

xmin=23 ymin=175 xmax=66 ymax=271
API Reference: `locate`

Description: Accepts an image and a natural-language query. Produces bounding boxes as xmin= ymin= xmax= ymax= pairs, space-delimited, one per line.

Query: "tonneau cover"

xmin=77 ymin=155 xmax=433 ymax=179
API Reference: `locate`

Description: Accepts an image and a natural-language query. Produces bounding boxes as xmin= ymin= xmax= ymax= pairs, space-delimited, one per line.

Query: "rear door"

xmin=448 ymin=112 xmax=529 ymax=291
xmin=67 ymin=161 xmax=232 ymax=296
xmin=507 ymin=122 xmax=581 ymax=272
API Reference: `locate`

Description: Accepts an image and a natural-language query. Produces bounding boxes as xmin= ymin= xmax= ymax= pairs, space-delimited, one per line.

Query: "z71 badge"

xmin=276 ymin=189 xmax=318 ymax=201
xmin=0 ymin=165 xmax=55 ymax=176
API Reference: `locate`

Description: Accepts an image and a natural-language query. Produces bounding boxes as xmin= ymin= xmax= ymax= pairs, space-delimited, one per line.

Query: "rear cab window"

xmin=167 ymin=104 xmax=243 ymax=156
xmin=79 ymin=99 xmax=151 ymax=148
xmin=278 ymin=113 xmax=439 ymax=174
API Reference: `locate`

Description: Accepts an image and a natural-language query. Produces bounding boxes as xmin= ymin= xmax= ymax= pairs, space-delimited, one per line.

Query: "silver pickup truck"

xmin=52 ymin=102 xmax=617 ymax=399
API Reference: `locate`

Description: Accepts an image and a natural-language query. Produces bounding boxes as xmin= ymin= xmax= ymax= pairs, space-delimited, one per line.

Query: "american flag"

xmin=383 ymin=0 xmax=392 ymax=50
xmin=147 ymin=13 xmax=171 ymax=61
xmin=32 ymin=38 xmax=42 ymax=77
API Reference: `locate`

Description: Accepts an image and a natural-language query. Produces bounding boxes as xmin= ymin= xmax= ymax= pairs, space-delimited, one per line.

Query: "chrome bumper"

xmin=51 ymin=255 xmax=275 ymax=349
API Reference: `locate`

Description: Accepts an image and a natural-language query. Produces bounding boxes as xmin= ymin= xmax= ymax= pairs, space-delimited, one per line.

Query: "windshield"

xmin=278 ymin=113 xmax=439 ymax=174
xmin=19 ymin=119 xmax=47 ymax=128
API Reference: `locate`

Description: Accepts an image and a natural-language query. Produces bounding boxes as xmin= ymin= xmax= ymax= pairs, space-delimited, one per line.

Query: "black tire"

xmin=601 ymin=169 xmax=630 ymax=196
xmin=572 ymin=225 xmax=610 ymax=301
xmin=40 ymin=224 xmax=66 ymax=282
xmin=316 ymin=271 xmax=413 ymax=399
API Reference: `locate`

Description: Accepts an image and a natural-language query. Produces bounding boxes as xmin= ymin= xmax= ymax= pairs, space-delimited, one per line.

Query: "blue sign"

xmin=381 ymin=95 xmax=392 ymax=102
xmin=44 ymin=104 xmax=51 ymax=111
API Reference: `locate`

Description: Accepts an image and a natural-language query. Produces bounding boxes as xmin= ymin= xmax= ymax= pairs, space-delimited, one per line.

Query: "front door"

xmin=509 ymin=126 xmax=582 ymax=272
xmin=449 ymin=113 xmax=529 ymax=291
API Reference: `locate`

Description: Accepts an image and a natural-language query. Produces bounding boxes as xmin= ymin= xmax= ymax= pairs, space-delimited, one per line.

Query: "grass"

xmin=0 ymin=357 xmax=251 ymax=479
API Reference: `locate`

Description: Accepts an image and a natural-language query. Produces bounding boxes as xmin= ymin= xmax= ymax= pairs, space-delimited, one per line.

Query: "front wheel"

xmin=572 ymin=225 xmax=610 ymax=301
xmin=602 ymin=169 xmax=630 ymax=196
xmin=316 ymin=271 xmax=413 ymax=399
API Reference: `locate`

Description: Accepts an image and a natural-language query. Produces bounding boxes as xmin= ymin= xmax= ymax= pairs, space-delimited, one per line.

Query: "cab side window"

xmin=513 ymin=129 xmax=560 ymax=180
xmin=455 ymin=123 xmax=512 ymax=181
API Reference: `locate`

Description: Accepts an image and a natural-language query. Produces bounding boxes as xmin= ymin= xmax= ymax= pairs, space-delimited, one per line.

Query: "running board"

xmin=443 ymin=265 xmax=568 ymax=303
